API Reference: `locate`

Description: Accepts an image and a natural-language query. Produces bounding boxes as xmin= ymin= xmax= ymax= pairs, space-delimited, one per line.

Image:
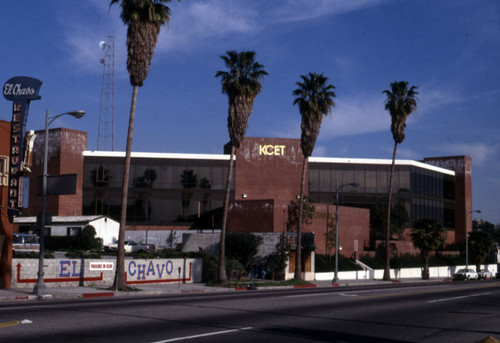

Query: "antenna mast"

xmin=97 ymin=36 xmax=115 ymax=151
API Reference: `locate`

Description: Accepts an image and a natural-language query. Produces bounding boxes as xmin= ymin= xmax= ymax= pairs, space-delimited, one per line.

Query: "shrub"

xmin=45 ymin=225 xmax=102 ymax=252
xmin=264 ymin=233 xmax=290 ymax=280
xmin=226 ymin=232 xmax=262 ymax=269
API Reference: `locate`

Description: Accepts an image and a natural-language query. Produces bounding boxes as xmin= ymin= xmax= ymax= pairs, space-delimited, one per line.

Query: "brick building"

xmin=1 ymin=126 xmax=475 ymax=284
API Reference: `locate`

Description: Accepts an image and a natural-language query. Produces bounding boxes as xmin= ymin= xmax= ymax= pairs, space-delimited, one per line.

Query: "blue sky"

xmin=1 ymin=1 xmax=499 ymax=224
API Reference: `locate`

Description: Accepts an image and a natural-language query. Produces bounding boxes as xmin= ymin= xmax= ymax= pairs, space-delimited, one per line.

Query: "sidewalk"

xmin=0 ymin=278 xmax=449 ymax=302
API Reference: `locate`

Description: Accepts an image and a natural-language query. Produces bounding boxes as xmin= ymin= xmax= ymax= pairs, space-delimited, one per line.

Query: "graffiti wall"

xmin=12 ymin=258 xmax=202 ymax=288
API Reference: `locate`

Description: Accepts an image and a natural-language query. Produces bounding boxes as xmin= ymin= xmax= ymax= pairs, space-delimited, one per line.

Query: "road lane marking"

xmin=150 ymin=327 xmax=253 ymax=343
xmin=0 ymin=319 xmax=32 ymax=328
xmin=427 ymin=292 xmax=491 ymax=303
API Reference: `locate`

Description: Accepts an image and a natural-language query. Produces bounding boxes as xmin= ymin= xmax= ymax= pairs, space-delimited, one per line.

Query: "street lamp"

xmin=333 ymin=182 xmax=359 ymax=284
xmin=33 ymin=109 xmax=85 ymax=296
xmin=465 ymin=209 xmax=481 ymax=269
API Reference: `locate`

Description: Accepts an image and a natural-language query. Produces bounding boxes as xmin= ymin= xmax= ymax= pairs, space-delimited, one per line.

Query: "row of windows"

xmin=83 ymin=158 xmax=455 ymax=226
xmin=309 ymin=163 xmax=454 ymax=200
xmin=84 ymin=157 xmax=231 ymax=191
xmin=309 ymin=164 xmax=412 ymax=194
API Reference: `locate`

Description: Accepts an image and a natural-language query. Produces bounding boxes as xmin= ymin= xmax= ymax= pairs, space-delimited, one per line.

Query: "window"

xmin=67 ymin=227 xmax=82 ymax=236
xmin=0 ymin=155 xmax=8 ymax=186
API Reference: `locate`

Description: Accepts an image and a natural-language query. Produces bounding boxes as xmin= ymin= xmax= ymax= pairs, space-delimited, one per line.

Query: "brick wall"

xmin=29 ymin=128 xmax=87 ymax=217
xmin=0 ymin=120 xmax=14 ymax=287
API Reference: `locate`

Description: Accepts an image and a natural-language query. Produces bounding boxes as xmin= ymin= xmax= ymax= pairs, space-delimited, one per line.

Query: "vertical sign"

xmin=3 ymin=76 xmax=42 ymax=214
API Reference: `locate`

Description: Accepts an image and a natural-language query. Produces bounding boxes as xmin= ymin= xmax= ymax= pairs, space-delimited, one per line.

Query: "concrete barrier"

xmin=315 ymin=264 xmax=498 ymax=281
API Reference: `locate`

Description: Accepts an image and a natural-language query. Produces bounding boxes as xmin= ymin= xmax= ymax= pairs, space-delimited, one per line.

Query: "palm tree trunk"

xmin=294 ymin=156 xmax=307 ymax=280
xmin=383 ymin=142 xmax=398 ymax=281
xmin=115 ymin=85 xmax=139 ymax=290
xmin=423 ymin=254 xmax=430 ymax=280
xmin=219 ymin=145 xmax=236 ymax=284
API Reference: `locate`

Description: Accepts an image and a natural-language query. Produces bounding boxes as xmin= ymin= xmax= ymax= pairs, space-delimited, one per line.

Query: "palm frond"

xmin=293 ymin=72 xmax=336 ymax=157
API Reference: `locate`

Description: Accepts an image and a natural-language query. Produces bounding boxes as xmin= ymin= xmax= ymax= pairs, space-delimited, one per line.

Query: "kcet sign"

xmin=259 ymin=144 xmax=286 ymax=156
xmin=3 ymin=76 xmax=42 ymax=214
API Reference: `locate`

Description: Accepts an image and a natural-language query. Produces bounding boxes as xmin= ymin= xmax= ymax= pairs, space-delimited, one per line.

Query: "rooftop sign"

xmin=3 ymin=76 xmax=42 ymax=101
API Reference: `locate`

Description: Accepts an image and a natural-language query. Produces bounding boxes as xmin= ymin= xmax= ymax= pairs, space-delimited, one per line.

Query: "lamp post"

xmin=333 ymin=182 xmax=359 ymax=284
xmin=33 ymin=109 xmax=85 ymax=296
xmin=465 ymin=209 xmax=481 ymax=269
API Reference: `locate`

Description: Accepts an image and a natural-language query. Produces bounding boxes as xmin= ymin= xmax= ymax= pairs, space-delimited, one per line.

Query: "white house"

xmin=14 ymin=215 xmax=119 ymax=247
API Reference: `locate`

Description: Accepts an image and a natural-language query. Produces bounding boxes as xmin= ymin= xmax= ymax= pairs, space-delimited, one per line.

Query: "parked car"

xmin=13 ymin=233 xmax=40 ymax=255
xmin=108 ymin=240 xmax=149 ymax=253
xmin=452 ymin=268 xmax=478 ymax=281
xmin=477 ymin=269 xmax=493 ymax=279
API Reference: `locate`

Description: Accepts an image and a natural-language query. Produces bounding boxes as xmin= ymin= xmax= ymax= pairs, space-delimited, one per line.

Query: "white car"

xmin=109 ymin=240 xmax=149 ymax=253
xmin=452 ymin=268 xmax=478 ymax=281
xmin=477 ymin=269 xmax=492 ymax=280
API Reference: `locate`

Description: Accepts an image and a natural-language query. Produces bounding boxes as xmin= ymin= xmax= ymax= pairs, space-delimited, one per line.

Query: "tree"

xmin=370 ymin=201 xmax=410 ymax=241
xmin=382 ymin=81 xmax=418 ymax=281
xmin=473 ymin=220 xmax=500 ymax=243
xmin=410 ymin=219 xmax=446 ymax=280
xmin=110 ymin=0 xmax=176 ymax=290
xmin=292 ymin=72 xmax=336 ymax=280
xmin=226 ymin=232 xmax=263 ymax=269
xmin=265 ymin=233 xmax=291 ymax=280
xmin=287 ymin=196 xmax=315 ymax=232
xmin=469 ymin=230 xmax=496 ymax=272
xmin=215 ymin=50 xmax=267 ymax=284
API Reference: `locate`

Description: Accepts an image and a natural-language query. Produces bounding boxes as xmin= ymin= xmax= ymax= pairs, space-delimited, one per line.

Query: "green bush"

xmin=264 ymin=233 xmax=291 ymax=280
xmin=13 ymin=251 xmax=54 ymax=259
xmin=226 ymin=259 xmax=247 ymax=279
xmin=226 ymin=232 xmax=262 ymax=269
xmin=45 ymin=225 xmax=102 ymax=252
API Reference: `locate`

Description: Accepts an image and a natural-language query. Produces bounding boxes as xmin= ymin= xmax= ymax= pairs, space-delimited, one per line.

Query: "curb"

xmin=82 ymin=292 xmax=115 ymax=299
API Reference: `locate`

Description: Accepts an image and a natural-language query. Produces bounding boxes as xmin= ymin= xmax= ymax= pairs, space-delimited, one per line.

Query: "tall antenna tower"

xmin=97 ymin=36 xmax=115 ymax=151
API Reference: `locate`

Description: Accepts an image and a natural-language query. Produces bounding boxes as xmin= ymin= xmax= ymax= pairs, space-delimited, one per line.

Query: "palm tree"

xmin=215 ymin=50 xmax=267 ymax=284
xmin=410 ymin=219 xmax=446 ymax=280
xmin=382 ymin=81 xmax=418 ymax=281
xmin=292 ymin=72 xmax=336 ymax=280
xmin=469 ymin=230 xmax=496 ymax=272
xmin=110 ymin=0 xmax=175 ymax=290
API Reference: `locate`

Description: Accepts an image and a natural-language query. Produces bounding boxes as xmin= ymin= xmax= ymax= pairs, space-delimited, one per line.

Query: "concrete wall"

xmin=12 ymin=258 xmax=202 ymax=288
xmin=315 ymin=264 xmax=498 ymax=281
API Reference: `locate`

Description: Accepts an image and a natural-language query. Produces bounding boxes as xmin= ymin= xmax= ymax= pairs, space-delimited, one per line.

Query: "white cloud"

xmin=59 ymin=2 xmax=127 ymax=75
xmin=270 ymin=0 xmax=386 ymax=23
xmin=156 ymin=1 xmax=259 ymax=53
xmin=320 ymin=96 xmax=389 ymax=138
xmin=59 ymin=1 xmax=390 ymax=71
xmin=395 ymin=147 xmax=419 ymax=160
xmin=418 ymin=84 xmax=500 ymax=116
xmin=157 ymin=0 xmax=388 ymax=54
xmin=430 ymin=142 xmax=496 ymax=166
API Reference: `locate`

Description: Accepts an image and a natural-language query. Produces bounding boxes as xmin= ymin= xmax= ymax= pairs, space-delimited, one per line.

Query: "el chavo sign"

xmin=3 ymin=76 xmax=42 ymax=213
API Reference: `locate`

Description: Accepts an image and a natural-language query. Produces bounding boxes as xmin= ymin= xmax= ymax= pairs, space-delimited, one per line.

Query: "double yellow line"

xmin=0 ymin=319 xmax=32 ymax=328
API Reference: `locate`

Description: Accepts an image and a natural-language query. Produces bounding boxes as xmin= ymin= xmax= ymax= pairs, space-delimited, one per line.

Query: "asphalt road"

xmin=1 ymin=281 xmax=499 ymax=343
